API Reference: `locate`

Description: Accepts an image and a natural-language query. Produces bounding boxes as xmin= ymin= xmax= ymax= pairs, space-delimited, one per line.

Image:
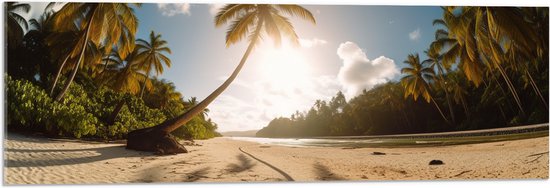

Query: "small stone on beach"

xmin=372 ymin=152 xmax=386 ymax=155
xmin=429 ymin=160 xmax=444 ymax=165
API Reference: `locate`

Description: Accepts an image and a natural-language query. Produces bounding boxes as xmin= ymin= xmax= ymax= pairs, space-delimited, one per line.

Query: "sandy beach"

xmin=3 ymin=133 xmax=548 ymax=184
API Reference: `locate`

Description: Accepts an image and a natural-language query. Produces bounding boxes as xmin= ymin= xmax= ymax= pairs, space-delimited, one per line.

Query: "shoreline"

xmin=3 ymin=132 xmax=549 ymax=184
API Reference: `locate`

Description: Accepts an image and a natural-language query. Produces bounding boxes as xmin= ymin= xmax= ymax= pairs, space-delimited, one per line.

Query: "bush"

xmin=6 ymin=75 xmax=219 ymax=140
xmin=6 ymin=76 xmax=98 ymax=138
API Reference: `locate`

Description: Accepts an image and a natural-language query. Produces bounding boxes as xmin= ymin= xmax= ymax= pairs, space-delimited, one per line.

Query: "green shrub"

xmin=6 ymin=75 xmax=219 ymax=140
xmin=6 ymin=76 xmax=98 ymax=138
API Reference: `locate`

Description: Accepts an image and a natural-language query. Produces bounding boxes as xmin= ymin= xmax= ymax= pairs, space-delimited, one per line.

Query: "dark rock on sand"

xmin=372 ymin=152 xmax=386 ymax=155
xmin=429 ymin=160 xmax=444 ymax=165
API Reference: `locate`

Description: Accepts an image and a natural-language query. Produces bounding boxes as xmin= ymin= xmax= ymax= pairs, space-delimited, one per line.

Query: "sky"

xmin=23 ymin=2 xmax=444 ymax=132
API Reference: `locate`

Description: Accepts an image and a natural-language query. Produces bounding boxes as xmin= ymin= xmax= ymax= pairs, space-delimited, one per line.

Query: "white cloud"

xmin=409 ymin=28 xmax=421 ymax=41
xmin=336 ymin=41 xmax=399 ymax=99
xmin=299 ymin=38 xmax=328 ymax=48
xmin=209 ymin=4 xmax=225 ymax=16
xmin=157 ymin=3 xmax=191 ymax=17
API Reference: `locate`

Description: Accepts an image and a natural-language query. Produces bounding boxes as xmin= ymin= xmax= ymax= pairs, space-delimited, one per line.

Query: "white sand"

xmin=3 ymin=133 xmax=548 ymax=184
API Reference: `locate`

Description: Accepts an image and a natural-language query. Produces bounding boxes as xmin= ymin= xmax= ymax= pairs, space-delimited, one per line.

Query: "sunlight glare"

xmin=258 ymin=45 xmax=311 ymax=89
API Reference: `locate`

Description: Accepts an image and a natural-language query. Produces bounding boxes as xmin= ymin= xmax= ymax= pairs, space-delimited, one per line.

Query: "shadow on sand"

xmin=4 ymin=134 xmax=153 ymax=168
xmin=313 ymin=162 xmax=345 ymax=181
xmin=227 ymin=154 xmax=256 ymax=173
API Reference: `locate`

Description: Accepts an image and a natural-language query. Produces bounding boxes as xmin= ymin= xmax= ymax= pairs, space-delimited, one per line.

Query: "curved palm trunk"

xmin=431 ymin=98 xmax=450 ymax=127
xmin=494 ymin=63 xmax=525 ymax=116
xmin=54 ymin=5 xmax=97 ymax=102
xmin=126 ymin=20 xmax=265 ymax=154
xmin=49 ymin=54 xmax=70 ymax=96
xmin=426 ymin=88 xmax=451 ymax=127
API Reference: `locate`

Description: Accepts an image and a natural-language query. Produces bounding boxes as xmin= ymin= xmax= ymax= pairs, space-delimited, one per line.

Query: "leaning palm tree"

xmin=6 ymin=2 xmax=30 ymax=48
xmin=126 ymin=4 xmax=316 ymax=154
xmin=49 ymin=3 xmax=139 ymax=102
xmin=401 ymin=53 xmax=450 ymax=125
xmin=134 ymin=31 xmax=172 ymax=98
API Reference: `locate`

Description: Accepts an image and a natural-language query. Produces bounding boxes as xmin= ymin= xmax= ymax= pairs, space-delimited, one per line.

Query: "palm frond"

xmin=276 ymin=5 xmax=316 ymax=24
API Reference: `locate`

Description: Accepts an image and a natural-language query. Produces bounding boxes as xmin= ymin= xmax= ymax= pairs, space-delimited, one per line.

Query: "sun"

xmin=258 ymin=45 xmax=311 ymax=89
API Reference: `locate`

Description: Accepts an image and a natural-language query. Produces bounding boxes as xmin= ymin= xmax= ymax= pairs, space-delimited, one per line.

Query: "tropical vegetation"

xmin=257 ymin=7 xmax=548 ymax=138
xmin=5 ymin=2 xmax=220 ymax=141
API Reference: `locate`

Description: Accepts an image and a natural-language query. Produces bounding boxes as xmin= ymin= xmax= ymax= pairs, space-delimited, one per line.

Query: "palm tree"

xmin=423 ymin=46 xmax=456 ymax=125
xmin=146 ymin=78 xmax=182 ymax=110
xmin=126 ymin=4 xmax=316 ymax=154
xmin=134 ymin=31 xmax=172 ymax=98
xmin=6 ymin=2 xmax=30 ymax=48
xmin=400 ymin=53 xmax=450 ymax=125
xmin=185 ymin=97 xmax=210 ymax=119
xmin=102 ymin=49 xmax=150 ymax=124
xmin=49 ymin=3 xmax=139 ymax=102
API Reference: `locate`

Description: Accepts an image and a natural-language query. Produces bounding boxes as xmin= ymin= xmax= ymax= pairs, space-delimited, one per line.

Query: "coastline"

xmin=3 ymin=132 xmax=548 ymax=184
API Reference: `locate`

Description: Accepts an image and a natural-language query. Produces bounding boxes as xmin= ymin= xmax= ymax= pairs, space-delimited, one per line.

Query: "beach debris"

xmin=371 ymin=152 xmax=386 ymax=155
xmin=453 ymin=170 xmax=472 ymax=177
xmin=342 ymin=147 xmax=358 ymax=149
xmin=429 ymin=160 xmax=444 ymax=165
xmin=259 ymin=146 xmax=271 ymax=148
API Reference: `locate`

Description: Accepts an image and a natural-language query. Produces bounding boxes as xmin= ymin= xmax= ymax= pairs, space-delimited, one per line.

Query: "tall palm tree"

xmin=423 ymin=46 xmax=456 ymax=125
xmin=401 ymin=53 xmax=450 ymax=125
xmin=49 ymin=3 xmax=139 ymax=102
xmin=134 ymin=31 xmax=172 ymax=98
xmin=6 ymin=2 xmax=30 ymax=48
xmin=126 ymin=4 xmax=316 ymax=154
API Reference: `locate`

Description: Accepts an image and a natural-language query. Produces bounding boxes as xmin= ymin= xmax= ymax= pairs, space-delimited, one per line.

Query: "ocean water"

xmin=226 ymin=130 xmax=548 ymax=148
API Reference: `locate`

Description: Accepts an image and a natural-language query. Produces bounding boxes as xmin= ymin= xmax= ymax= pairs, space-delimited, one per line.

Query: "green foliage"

xmin=7 ymin=74 xmax=220 ymax=140
xmin=6 ymin=75 xmax=98 ymax=138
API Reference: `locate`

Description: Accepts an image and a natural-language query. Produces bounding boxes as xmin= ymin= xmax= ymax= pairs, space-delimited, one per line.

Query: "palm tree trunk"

xmin=126 ymin=20 xmax=265 ymax=154
xmin=108 ymin=100 xmax=125 ymax=125
xmin=157 ymin=22 xmax=263 ymax=134
xmin=54 ymin=5 xmax=97 ymax=102
xmin=139 ymin=65 xmax=151 ymax=99
xmin=49 ymin=54 xmax=70 ymax=96
xmin=494 ymin=63 xmax=525 ymax=116
xmin=432 ymin=99 xmax=450 ymax=127
xmin=484 ymin=16 xmax=525 ymax=116
xmin=525 ymin=68 xmax=548 ymax=111
xmin=426 ymin=87 xmax=451 ymax=126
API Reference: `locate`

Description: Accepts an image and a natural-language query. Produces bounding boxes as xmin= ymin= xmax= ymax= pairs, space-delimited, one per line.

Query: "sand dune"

xmin=3 ymin=133 xmax=548 ymax=184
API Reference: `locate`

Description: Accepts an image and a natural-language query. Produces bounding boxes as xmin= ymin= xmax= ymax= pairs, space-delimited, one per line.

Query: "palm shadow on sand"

xmin=313 ymin=162 xmax=345 ymax=181
xmin=226 ymin=154 xmax=256 ymax=173
xmin=5 ymin=134 xmax=154 ymax=168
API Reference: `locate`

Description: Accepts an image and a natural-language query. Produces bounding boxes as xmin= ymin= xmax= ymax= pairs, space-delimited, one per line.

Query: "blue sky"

xmin=25 ymin=3 xmax=444 ymax=132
